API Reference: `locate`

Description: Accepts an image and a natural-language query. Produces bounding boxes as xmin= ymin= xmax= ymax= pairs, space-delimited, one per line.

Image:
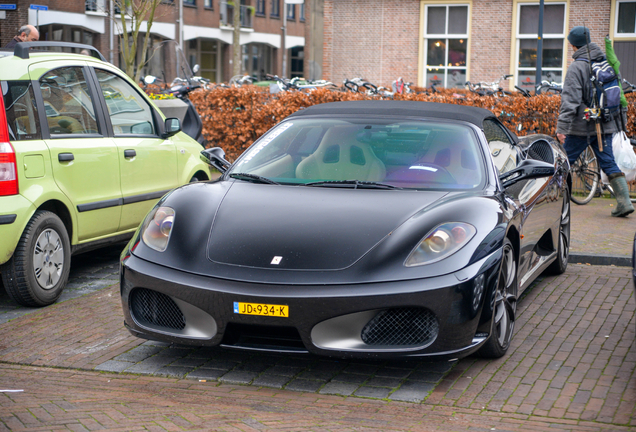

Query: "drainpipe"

xmin=535 ymin=0 xmax=544 ymax=94
xmin=179 ymin=0 xmax=184 ymax=51
xmin=282 ymin=4 xmax=286 ymax=77
xmin=109 ymin=0 xmax=114 ymax=64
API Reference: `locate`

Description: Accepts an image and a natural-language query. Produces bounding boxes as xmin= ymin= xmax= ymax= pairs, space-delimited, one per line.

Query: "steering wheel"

xmin=413 ymin=163 xmax=457 ymax=184
xmin=386 ymin=162 xmax=457 ymax=185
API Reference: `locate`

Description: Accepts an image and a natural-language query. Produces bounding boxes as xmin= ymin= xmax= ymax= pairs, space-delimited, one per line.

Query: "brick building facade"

xmin=0 ymin=0 xmax=309 ymax=83
xmin=320 ymin=0 xmax=636 ymax=91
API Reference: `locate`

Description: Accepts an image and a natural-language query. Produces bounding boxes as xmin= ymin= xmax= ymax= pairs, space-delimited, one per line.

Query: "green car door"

xmin=30 ymin=62 xmax=122 ymax=241
xmin=92 ymin=67 xmax=179 ymax=232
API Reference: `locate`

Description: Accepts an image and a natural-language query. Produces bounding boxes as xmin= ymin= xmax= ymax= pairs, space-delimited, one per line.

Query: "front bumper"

xmin=120 ymin=251 xmax=501 ymax=360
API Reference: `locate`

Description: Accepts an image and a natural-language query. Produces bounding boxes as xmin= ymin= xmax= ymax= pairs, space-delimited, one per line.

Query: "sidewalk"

xmin=569 ymin=197 xmax=636 ymax=266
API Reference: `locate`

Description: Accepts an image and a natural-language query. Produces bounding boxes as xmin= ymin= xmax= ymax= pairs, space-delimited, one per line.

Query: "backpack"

xmin=576 ymin=57 xmax=622 ymax=122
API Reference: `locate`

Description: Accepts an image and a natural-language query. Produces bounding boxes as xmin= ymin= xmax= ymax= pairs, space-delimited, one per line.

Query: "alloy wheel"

xmin=32 ymin=228 xmax=65 ymax=289
xmin=494 ymin=243 xmax=517 ymax=349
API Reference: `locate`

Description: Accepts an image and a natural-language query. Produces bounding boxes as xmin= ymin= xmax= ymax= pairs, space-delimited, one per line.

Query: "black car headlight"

xmin=405 ymin=222 xmax=476 ymax=267
xmin=141 ymin=206 xmax=175 ymax=252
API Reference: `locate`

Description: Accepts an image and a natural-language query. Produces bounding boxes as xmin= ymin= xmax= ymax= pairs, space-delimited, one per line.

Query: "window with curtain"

xmin=423 ymin=4 xmax=468 ymax=89
xmin=616 ymin=1 xmax=636 ymax=35
xmin=515 ymin=2 xmax=565 ymax=92
xmin=256 ymin=0 xmax=265 ymax=15
xmin=271 ymin=0 xmax=279 ymax=17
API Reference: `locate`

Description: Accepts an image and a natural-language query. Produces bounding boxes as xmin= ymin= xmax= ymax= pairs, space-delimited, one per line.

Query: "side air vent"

xmin=361 ymin=307 xmax=438 ymax=346
xmin=527 ymin=140 xmax=554 ymax=164
xmin=130 ymin=288 xmax=186 ymax=330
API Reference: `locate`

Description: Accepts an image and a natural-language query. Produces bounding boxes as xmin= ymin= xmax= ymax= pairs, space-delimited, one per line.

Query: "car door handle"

xmin=58 ymin=153 xmax=74 ymax=162
xmin=124 ymin=149 xmax=136 ymax=158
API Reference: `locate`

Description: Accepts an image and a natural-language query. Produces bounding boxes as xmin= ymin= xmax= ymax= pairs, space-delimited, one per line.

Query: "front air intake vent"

xmin=130 ymin=288 xmax=185 ymax=330
xmin=361 ymin=307 xmax=438 ymax=346
xmin=527 ymin=140 xmax=554 ymax=164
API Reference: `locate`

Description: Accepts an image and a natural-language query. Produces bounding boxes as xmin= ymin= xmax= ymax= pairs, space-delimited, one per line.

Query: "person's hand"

xmin=557 ymin=133 xmax=566 ymax=144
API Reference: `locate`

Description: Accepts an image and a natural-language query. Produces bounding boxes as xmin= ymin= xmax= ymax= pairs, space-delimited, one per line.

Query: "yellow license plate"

xmin=233 ymin=302 xmax=289 ymax=317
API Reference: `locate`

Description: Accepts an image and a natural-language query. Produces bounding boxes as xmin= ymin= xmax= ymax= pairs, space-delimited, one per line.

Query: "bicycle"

xmin=570 ymin=145 xmax=600 ymax=205
xmin=622 ymin=78 xmax=636 ymax=94
xmin=570 ymin=141 xmax=636 ymax=204
xmin=536 ymin=80 xmax=563 ymax=95
xmin=229 ymin=74 xmax=255 ymax=87
xmin=465 ymin=74 xmax=513 ymax=97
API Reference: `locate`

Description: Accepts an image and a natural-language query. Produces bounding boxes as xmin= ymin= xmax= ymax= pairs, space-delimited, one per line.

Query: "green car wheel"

xmin=1 ymin=210 xmax=71 ymax=307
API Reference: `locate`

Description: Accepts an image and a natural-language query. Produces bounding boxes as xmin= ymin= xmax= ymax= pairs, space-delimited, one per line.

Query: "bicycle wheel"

xmin=570 ymin=146 xmax=600 ymax=205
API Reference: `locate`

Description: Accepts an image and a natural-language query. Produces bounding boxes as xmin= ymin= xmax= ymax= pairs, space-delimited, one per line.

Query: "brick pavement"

xmin=0 ymin=264 xmax=634 ymax=431
xmin=0 ymin=198 xmax=635 ymax=430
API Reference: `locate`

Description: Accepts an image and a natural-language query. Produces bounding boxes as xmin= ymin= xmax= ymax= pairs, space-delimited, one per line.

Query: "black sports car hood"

xmin=207 ymin=182 xmax=448 ymax=271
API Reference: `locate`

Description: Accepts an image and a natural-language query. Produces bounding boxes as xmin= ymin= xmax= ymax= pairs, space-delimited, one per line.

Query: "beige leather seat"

xmin=296 ymin=126 xmax=386 ymax=181
xmin=420 ymin=131 xmax=481 ymax=186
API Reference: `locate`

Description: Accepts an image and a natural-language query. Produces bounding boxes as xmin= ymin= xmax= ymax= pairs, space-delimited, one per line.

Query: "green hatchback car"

xmin=0 ymin=42 xmax=212 ymax=307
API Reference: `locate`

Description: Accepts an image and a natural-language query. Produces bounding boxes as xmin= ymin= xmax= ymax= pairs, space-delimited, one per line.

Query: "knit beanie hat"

xmin=567 ymin=26 xmax=591 ymax=48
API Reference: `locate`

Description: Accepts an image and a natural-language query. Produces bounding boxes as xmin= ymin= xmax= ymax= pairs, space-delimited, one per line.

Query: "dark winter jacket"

xmin=4 ymin=36 xmax=22 ymax=49
xmin=556 ymin=42 xmax=622 ymax=136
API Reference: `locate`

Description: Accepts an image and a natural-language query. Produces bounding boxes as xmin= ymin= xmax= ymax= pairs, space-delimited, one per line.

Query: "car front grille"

xmin=527 ymin=140 xmax=554 ymax=164
xmin=130 ymin=288 xmax=186 ymax=330
xmin=360 ymin=307 xmax=438 ymax=346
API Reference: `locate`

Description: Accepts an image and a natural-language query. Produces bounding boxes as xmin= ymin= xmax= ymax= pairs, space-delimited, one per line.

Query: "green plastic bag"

xmin=605 ymin=36 xmax=628 ymax=108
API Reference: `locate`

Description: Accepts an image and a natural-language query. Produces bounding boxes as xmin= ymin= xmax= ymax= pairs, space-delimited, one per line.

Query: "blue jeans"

xmin=564 ymin=134 xmax=621 ymax=176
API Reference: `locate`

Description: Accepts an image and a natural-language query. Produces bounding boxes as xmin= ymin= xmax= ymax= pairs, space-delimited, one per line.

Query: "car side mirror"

xmin=499 ymin=159 xmax=555 ymax=189
xmin=200 ymin=147 xmax=231 ymax=173
xmin=163 ymin=118 xmax=181 ymax=138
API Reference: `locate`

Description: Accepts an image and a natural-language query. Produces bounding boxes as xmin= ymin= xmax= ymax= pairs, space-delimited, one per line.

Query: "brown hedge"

xmin=188 ymin=86 xmax=636 ymax=162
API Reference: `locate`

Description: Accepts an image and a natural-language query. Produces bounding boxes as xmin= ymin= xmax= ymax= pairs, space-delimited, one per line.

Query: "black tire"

xmin=570 ymin=146 xmax=599 ymax=205
xmin=0 ymin=211 xmax=71 ymax=307
xmin=546 ymin=185 xmax=570 ymax=275
xmin=477 ymin=238 xmax=518 ymax=358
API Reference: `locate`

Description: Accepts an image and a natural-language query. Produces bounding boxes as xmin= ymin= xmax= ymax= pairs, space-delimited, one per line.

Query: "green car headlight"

xmin=141 ymin=206 xmax=175 ymax=252
xmin=405 ymin=222 xmax=476 ymax=267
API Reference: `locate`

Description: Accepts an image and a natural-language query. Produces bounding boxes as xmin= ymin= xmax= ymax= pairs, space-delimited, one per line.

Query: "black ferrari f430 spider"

xmin=120 ymin=101 xmax=571 ymax=359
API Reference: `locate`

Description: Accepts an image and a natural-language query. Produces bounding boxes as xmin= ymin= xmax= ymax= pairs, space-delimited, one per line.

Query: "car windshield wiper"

xmin=229 ymin=173 xmax=280 ymax=185
xmin=303 ymin=180 xmax=401 ymax=189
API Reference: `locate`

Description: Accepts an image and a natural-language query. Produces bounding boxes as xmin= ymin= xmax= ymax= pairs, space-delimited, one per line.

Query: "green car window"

xmin=2 ymin=80 xmax=41 ymax=141
xmin=94 ymin=69 xmax=156 ymax=136
xmin=39 ymin=67 xmax=100 ymax=136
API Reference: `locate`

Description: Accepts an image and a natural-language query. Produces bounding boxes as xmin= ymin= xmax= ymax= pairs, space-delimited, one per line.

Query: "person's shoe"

xmin=609 ymin=173 xmax=635 ymax=217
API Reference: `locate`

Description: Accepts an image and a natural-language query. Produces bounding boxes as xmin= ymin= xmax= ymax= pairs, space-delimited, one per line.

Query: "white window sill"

xmin=219 ymin=25 xmax=254 ymax=32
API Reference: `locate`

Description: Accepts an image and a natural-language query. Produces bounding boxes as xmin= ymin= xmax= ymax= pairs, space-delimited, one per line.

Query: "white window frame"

xmin=615 ymin=0 xmax=636 ymax=37
xmin=423 ymin=3 xmax=469 ymax=88
xmin=85 ymin=0 xmax=107 ymax=15
xmin=514 ymin=1 xmax=566 ymax=88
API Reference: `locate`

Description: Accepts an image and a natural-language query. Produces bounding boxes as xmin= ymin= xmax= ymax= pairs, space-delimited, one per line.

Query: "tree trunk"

xmin=232 ymin=1 xmax=241 ymax=77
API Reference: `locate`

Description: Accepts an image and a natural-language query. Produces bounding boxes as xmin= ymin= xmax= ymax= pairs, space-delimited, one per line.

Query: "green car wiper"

xmin=303 ymin=180 xmax=401 ymax=189
xmin=229 ymin=173 xmax=280 ymax=185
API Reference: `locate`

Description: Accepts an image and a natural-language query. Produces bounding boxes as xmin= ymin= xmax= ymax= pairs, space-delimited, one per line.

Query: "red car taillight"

xmin=0 ymin=94 xmax=18 ymax=196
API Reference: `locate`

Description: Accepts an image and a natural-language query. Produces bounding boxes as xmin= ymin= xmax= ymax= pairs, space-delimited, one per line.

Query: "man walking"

xmin=556 ymin=26 xmax=634 ymax=217
xmin=4 ymin=25 xmax=40 ymax=49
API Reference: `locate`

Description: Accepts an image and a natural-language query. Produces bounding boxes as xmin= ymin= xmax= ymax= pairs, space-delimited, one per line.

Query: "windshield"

xmin=230 ymin=118 xmax=486 ymax=190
